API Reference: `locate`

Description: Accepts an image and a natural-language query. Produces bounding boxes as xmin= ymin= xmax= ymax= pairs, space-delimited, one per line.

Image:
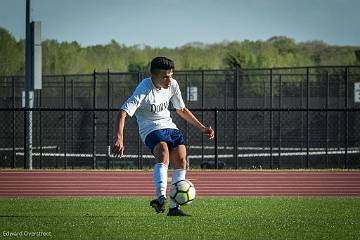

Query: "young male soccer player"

xmin=113 ymin=56 xmax=214 ymax=216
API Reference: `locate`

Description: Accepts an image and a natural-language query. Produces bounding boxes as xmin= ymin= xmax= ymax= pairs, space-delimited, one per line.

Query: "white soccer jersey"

xmin=121 ymin=77 xmax=186 ymax=142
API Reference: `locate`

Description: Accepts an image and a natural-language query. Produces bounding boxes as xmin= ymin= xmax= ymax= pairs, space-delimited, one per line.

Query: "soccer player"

xmin=113 ymin=56 xmax=214 ymax=216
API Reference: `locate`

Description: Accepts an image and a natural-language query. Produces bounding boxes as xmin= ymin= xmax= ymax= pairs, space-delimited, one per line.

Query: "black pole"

xmin=214 ymin=109 xmax=218 ymax=169
xmin=136 ymin=72 xmax=143 ymax=169
xmin=71 ymin=79 xmax=74 ymax=155
xmin=185 ymin=73 xmax=190 ymax=165
xmin=325 ymin=71 xmax=329 ymax=168
xmin=300 ymin=80 xmax=304 ymax=165
xmin=63 ymin=75 xmax=67 ymax=169
xmin=344 ymin=67 xmax=349 ymax=168
xmin=111 ymin=81 xmax=115 ymax=168
xmin=224 ymin=76 xmax=228 ymax=150
xmin=39 ymin=89 xmax=42 ymax=169
xmin=263 ymin=77 xmax=266 ymax=151
xmin=337 ymin=80 xmax=341 ymax=157
xmin=270 ymin=69 xmax=273 ymax=169
xmin=12 ymin=76 xmax=16 ymax=168
xmin=306 ymin=68 xmax=310 ymax=168
xmin=137 ymin=71 xmax=142 ymax=169
xmin=71 ymin=79 xmax=76 ymax=169
xmin=201 ymin=71 xmax=205 ymax=162
xmin=25 ymin=0 xmax=34 ymax=170
xmin=23 ymin=109 xmax=27 ymax=169
xmin=107 ymin=69 xmax=110 ymax=169
xmin=278 ymin=75 xmax=282 ymax=169
xmin=92 ymin=70 xmax=96 ymax=169
xmin=234 ymin=67 xmax=239 ymax=169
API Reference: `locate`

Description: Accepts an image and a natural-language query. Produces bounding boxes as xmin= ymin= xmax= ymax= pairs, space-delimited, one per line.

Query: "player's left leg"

xmin=168 ymin=145 xmax=191 ymax=216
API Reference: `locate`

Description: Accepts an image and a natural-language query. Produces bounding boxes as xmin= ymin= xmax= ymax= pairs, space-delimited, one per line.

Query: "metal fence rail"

xmin=1 ymin=65 xmax=360 ymax=169
xmin=0 ymin=107 xmax=359 ymax=169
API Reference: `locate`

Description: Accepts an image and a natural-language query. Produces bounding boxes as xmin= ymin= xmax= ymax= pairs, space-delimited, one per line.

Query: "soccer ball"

xmin=169 ymin=179 xmax=196 ymax=205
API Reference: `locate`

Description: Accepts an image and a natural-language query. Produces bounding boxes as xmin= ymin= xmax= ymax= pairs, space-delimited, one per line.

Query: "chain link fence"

xmin=1 ymin=66 xmax=360 ymax=169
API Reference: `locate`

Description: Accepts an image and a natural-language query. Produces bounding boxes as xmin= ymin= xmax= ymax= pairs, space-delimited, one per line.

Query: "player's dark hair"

xmin=150 ymin=56 xmax=175 ymax=73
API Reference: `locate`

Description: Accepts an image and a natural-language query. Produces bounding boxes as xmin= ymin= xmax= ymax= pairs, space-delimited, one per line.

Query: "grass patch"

xmin=0 ymin=197 xmax=359 ymax=239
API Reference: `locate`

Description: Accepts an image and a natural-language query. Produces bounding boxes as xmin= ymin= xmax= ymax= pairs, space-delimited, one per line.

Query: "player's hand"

xmin=202 ymin=126 xmax=215 ymax=140
xmin=112 ymin=139 xmax=125 ymax=159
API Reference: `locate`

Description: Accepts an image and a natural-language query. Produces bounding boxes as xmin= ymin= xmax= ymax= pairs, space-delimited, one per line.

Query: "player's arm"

xmin=113 ymin=110 xmax=128 ymax=158
xmin=176 ymin=107 xmax=214 ymax=140
xmin=114 ymin=83 xmax=146 ymax=158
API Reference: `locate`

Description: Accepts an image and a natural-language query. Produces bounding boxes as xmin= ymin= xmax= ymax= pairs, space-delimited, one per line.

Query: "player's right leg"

xmin=150 ymin=141 xmax=170 ymax=213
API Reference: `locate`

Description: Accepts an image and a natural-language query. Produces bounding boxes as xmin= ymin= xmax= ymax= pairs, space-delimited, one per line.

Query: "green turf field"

xmin=0 ymin=197 xmax=359 ymax=240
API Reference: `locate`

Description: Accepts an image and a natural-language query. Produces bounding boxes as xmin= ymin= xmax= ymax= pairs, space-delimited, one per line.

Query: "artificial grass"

xmin=0 ymin=197 xmax=359 ymax=240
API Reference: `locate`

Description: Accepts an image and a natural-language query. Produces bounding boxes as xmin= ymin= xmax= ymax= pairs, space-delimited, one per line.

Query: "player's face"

xmin=153 ymin=69 xmax=173 ymax=89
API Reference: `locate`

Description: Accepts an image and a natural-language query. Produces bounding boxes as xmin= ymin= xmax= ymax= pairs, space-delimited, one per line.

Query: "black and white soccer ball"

xmin=169 ymin=179 xmax=196 ymax=205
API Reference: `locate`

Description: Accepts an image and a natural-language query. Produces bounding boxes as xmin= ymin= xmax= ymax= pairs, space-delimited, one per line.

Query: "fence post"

xmin=270 ymin=69 xmax=273 ymax=169
xmin=201 ymin=71 xmax=205 ymax=163
xmin=12 ymin=76 xmax=16 ymax=169
xmin=71 ymin=79 xmax=74 ymax=157
xmin=306 ymin=67 xmax=310 ymax=168
xmin=214 ymin=108 xmax=218 ymax=169
xmin=337 ymin=80 xmax=341 ymax=155
xmin=224 ymin=76 xmax=228 ymax=150
xmin=263 ymin=77 xmax=267 ymax=154
xmin=92 ymin=70 xmax=97 ymax=169
xmin=234 ymin=66 xmax=239 ymax=169
xmin=325 ymin=71 xmax=329 ymax=168
xmin=137 ymin=71 xmax=142 ymax=169
xmin=107 ymin=69 xmax=110 ymax=169
xmin=63 ymin=75 xmax=67 ymax=169
xmin=39 ymin=89 xmax=42 ymax=169
xmin=23 ymin=107 xmax=27 ymax=169
xmin=300 ymin=80 xmax=304 ymax=158
xmin=344 ymin=67 xmax=349 ymax=168
xmin=111 ymin=80 xmax=114 ymax=168
xmin=278 ymin=74 xmax=282 ymax=169
xmin=185 ymin=73 xmax=190 ymax=169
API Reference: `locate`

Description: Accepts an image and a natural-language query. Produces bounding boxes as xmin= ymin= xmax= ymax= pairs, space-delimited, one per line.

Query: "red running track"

xmin=0 ymin=170 xmax=360 ymax=197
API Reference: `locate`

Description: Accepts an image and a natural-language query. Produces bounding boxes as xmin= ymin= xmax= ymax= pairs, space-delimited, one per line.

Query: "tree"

xmin=0 ymin=27 xmax=23 ymax=75
xmin=0 ymin=25 xmax=359 ymax=76
xmin=355 ymin=50 xmax=360 ymax=63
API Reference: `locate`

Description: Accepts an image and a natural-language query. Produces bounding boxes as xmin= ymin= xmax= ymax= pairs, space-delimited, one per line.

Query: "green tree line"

xmin=0 ymin=26 xmax=359 ymax=76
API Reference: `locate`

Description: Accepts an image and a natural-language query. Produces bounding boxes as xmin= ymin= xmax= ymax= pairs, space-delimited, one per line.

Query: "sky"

xmin=0 ymin=0 xmax=359 ymax=48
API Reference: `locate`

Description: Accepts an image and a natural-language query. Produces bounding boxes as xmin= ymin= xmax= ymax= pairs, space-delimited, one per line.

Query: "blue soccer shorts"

xmin=144 ymin=128 xmax=187 ymax=154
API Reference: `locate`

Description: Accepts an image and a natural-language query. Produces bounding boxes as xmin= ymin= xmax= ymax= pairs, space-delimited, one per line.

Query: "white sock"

xmin=170 ymin=169 xmax=186 ymax=209
xmin=153 ymin=163 xmax=168 ymax=198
